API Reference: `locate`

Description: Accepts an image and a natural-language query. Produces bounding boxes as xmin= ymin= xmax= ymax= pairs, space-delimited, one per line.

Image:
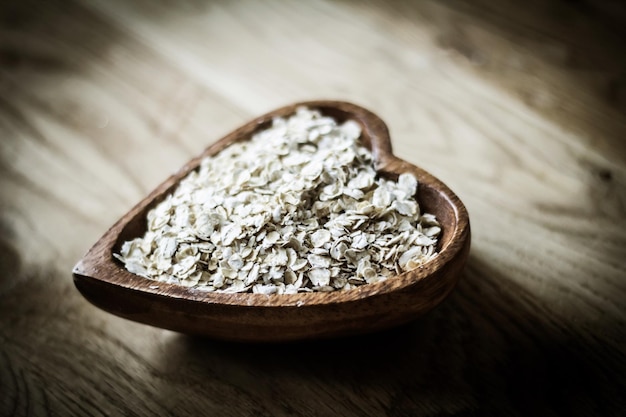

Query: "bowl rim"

xmin=73 ymin=100 xmax=470 ymax=308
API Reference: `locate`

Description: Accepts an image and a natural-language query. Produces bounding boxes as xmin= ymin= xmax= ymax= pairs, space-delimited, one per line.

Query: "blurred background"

xmin=1 ymin=0 xmax=625 ymax=416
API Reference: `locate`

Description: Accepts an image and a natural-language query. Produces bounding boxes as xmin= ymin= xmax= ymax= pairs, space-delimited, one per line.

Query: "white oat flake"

xmin=116 ymin=107 xmax=441 ymax=293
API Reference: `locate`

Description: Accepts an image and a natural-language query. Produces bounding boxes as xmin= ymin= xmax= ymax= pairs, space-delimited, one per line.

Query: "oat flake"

xmin=115 ymin=107 xmax=440 ymax=294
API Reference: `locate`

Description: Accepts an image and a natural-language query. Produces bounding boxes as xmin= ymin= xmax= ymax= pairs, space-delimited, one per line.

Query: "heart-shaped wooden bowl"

xmin=73 ymin=101 xmax=470 ymax=342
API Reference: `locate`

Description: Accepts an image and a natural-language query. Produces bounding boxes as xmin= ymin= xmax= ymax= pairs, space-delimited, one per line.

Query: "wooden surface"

xmin=1 ymin=0 xmax=625 ymax=415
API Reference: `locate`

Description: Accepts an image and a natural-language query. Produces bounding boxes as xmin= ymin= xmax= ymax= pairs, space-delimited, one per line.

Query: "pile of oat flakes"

xmin=116 ymin=107 xmax=440 ymax=294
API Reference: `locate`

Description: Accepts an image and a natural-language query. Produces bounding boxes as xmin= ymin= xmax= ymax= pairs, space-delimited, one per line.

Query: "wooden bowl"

xmin=72 ymin=101 xmax=471 ymax=342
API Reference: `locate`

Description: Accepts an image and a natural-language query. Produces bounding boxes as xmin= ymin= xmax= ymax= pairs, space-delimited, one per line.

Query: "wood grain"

xmin=1 ymin=0 xmax=624 ymax=415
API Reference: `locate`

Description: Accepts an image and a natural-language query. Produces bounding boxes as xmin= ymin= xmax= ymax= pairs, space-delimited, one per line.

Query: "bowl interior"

xmin=76 ymin=101 xmax=467 ymax=310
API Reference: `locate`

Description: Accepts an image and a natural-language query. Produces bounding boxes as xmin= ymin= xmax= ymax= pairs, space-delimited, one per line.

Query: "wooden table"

xmin=1 ymin=1 xmax=625 ymax=415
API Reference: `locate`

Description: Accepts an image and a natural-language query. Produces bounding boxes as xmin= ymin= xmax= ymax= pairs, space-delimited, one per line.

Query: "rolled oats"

xmin=115 ymin=107 xmax=441 ymax=293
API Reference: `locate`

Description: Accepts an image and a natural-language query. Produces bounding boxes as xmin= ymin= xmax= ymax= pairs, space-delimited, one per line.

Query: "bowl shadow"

xmin=157 ymin=253 xmax=626 ymax=416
